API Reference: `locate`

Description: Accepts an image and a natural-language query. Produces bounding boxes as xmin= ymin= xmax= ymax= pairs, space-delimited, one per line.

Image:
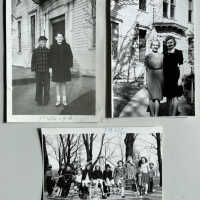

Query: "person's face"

xmin=55 ymin=34 xmax=64 ymax=44
xmin=61 ymin=165 xmax=65 ymax=169
xmin=66 ymin=166 xmax=71 ymax=171
xmin=96 ymin=166 xmax=100 ymax=170
xmin=106 ymin=167 xmax=111 ymax=171
xmin=151 ymin=41 xmax=159 ymax=53
xmin=118 ymin=161 xmax=122 ymax=167
xmin=39 ymin=40 xmax=47 ymax=48
xmin=166 ymin=39 xmax=175 ymax=50
xmin=86 ymin=164 xmax=91 ymax=170
xmin=149 ymin=164 xmax=154 ymax=169
xmin=142 ymin=158 xmax=146 ymax=164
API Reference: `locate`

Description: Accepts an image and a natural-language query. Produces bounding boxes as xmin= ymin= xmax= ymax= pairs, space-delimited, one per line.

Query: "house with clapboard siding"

xmin=12 ymin=0 xmax=96 ymax=76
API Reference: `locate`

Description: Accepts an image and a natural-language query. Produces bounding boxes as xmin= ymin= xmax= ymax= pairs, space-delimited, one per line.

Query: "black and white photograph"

xmin=6 ymin=0 xmax=97 ymax=122
xmin=42 ymin=127 xmax=163 ymax=200
xmin=109 ymin=0 xmax=195 ymax=117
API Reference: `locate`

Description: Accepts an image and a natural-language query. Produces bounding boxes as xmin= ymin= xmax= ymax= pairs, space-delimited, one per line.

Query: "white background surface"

xmin=1 ymin=0 xmax=200 ymax=200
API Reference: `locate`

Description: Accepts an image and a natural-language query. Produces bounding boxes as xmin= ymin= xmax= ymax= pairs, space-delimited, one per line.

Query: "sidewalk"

xmin=120 ymin=88 xmax=194 ymax=117
xmin=120 ymin=88 xmax=150 ymax=117
xmin=45 ymin=188 xmax=162 ymax=200
xmin=12 ymin=66 xmax=80 ymax=85
xmin=12 ymin=65 xmax=35 ymax=85
xmin=12 ymin=76 xmax=95 ymax=115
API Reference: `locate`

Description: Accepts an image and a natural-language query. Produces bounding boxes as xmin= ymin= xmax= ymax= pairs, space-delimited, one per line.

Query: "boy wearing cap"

xmin=31 ymin=36 xmax=50 ymax=105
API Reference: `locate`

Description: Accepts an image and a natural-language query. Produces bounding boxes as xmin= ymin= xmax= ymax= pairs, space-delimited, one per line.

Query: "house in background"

xmin=12 ymin=0 xmax=96 ymax=77
xmin=111 ymin=0 xmax=194 ymax=81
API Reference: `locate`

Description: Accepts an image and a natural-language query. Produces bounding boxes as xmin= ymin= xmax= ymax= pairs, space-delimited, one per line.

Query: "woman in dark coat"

xmin=163 ymin=35 xmax=183 ymax=116
xmin=49 ymin=33 xmax=73 ymax=106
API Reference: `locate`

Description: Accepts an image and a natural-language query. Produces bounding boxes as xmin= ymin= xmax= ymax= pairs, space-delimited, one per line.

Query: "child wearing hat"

xmin=31 ymin=36 xmax=50 ymax=105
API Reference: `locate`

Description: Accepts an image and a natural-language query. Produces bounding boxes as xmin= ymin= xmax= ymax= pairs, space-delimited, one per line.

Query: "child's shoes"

xmin=56 ymin=96 xmax=61 ymax=106
xmin=63 ymin=96 xmax=68 ymax=106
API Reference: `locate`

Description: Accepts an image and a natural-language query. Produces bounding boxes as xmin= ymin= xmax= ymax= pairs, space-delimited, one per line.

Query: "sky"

xmin=43 ymin=127 xmax=163 ymax=171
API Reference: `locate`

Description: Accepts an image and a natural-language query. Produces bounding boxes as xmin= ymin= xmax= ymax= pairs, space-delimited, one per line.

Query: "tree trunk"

xmin=66 ymin=135 xmax=71 ymax=165
xmin=124 ymin=133 xmax=137 ymax=161
xmin=59 ymin=134 xmax=67 ymax=167
xmin=156 ymin=133 xmax=162 ymax=187
xmin=43 ymin=135 xmax=49 ymax=174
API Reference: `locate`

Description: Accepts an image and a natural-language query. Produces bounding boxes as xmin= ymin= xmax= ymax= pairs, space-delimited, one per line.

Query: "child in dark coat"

xmin=103 ymin=164 xmax=114 ymax=198
xmin=93 ymin=165 xmax=104 ymax=196
xmin=49 ymin=33 xmax=73 ymax=106
xmin=31 ymin=36 xmax=50 ymax=105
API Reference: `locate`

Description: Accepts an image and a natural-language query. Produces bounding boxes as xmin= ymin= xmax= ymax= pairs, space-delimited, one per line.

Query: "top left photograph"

xmin=6 ymin=0 xmax=98 ymax=122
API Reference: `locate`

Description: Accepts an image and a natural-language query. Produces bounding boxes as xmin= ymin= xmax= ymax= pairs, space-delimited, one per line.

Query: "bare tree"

xmin=82 ymin=133 xmax=105 ymax=169
xmin=46 ymin=134 xmax=82 ymax=169
xmin=152 ymin=133 xmax=162 ymax=187
xmin=124 ymin=133 xmax=138 ymax=161
xmin=43 ymin=135 xmax=49 ymax=174
xmin=111 ymin=0 xmax=161 ymax=82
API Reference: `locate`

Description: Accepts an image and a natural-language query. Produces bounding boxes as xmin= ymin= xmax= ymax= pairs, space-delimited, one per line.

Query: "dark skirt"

xmin=137 ymin=173 xmax=149 ymax=186
xmin=163 ymin=67 xmax=180 ymax=98
xmin=52 ymin=67 xmax=71 ymax=82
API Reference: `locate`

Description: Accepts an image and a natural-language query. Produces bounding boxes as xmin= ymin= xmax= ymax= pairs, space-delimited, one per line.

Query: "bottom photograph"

xmin=41 ymin=127 xmax=163 ymax=200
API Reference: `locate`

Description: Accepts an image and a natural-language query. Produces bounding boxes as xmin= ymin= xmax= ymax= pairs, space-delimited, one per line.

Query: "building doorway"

xmin=50 ymin=15 xmax=65 ymax=44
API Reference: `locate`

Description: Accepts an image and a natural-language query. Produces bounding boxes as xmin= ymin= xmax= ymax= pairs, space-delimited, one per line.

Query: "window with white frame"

xmin=91 ymin=0 xmax=96 ymax=48
xmin=139 ymin=0 xmax=146 ymax=11
xmin=170 ymin=0 xmax=176 ymax=19
xmin=30 ymin=15 xmax=36 ymax=51
xmin=188 ymin=0 xmax=193 ymax=23
xmin=17 ymin=20 xmax=22 ymax=52
xmin=139 ymin=29 xmax=146 ymax=62
xmin=163 ymin=0 xmax=169 ymax=18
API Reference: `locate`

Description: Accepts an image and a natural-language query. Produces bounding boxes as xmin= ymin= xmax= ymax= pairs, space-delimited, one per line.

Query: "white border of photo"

xmin=6 ymin=0 xmax=105 ymax=122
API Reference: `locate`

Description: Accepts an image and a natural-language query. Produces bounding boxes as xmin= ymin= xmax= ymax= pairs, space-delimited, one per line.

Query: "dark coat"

xmin=93 ymin=170 xmax=103 ymax=179
xmin=31 ymin=47 xmax=50 ymax=72
xmin=82 ymin=169 xmax=93 ymax=180
xmin=103 ymin=170 xmax=113 ymax=180
xmin=49 ymin=42 xmax=73 ymax=82
xmin=163 ymin=49 xmax=183 ymax=98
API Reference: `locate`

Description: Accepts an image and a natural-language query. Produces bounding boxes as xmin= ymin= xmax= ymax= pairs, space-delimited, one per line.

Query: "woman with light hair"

xmin=144 ymin=39 xmax=164 ymax=116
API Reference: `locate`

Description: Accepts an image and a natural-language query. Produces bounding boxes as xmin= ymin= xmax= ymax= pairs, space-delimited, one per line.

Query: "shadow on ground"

xmin=60 ymin=90 xmax=95 ymax=115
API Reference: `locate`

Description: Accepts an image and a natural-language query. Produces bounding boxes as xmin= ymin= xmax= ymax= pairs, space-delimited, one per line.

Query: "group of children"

xmin=45 ymin=157 xmax=156 ymax=199
xmin=31 ymin=34 xmax=73 ymax=106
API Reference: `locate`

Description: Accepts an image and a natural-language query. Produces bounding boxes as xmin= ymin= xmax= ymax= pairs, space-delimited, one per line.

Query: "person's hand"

xmin=178 ymin=78 xmax=182 ymax=86
xmin=144 ymin=83 xmax=148 ymax=89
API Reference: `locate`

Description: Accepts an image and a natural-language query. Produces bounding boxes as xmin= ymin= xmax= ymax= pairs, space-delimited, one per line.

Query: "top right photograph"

xmin=109 ymin=0 xmax=195 ymax=117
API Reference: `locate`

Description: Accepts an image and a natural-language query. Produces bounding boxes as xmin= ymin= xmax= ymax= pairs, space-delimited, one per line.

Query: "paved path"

xmin=45 ymin=187 xmax=162 ymax=200
xmin=12 ymin=77 xmax=95 ymax=115
xmin=119 ymin=87 xmax=194 ymax=117
xmin=119 ymin=88 xmax=150 ymax=117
